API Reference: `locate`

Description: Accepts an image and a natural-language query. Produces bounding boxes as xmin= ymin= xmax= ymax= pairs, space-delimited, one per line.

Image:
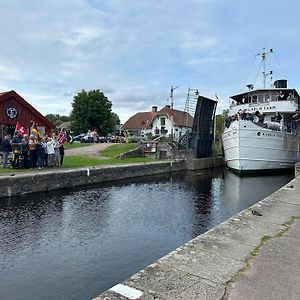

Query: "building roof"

xmin=122 ymin=106 xmax=194 ymax=130
xmin=122 ymin=111 xmax=157 ymax=130
xmin=0 ymin=90 xmax=55 ymax=129
xmin=58 ymin=121 xmax=71 ymax=129
xmin=158 ymin=107 xmax=194 ymax=127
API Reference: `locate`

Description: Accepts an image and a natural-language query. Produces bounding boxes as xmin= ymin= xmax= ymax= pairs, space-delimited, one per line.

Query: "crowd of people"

xmin=1 ymin=131 xmax=65 ymax=169
xmin=224 ymin=110 xmax=266 ymax=128
xmin=225 ymin=109 xmax=299 ymax=132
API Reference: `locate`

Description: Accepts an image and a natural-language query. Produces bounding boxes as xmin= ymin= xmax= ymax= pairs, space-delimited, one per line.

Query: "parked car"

xmin=107 ymin=135 xmax=125 ymax=143
xmin=81 ymin=134 xmax=98 ymax=143
xmin=98 ymin=136 xmax=108 ymax=143
xmin=74 ymin=133 xmax=86 ymax=142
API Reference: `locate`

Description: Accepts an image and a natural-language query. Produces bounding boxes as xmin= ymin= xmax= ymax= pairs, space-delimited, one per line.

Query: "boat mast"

xmin=256 ymin=48 xmax=273 ymax=88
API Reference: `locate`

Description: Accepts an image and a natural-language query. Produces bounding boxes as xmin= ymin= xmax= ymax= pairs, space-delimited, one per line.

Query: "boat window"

xmin=252 ymin=95 xmax=258 ymax=103
xmin=264 ymin=94 xmax=271 ymax=102
xmin=271 ymin=94 xmax=278 ymax=101
xmin=257 ymin=94 xmax=263 ymax=102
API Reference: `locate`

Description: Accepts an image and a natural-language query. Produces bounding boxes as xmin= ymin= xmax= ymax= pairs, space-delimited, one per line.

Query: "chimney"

xmin=152 ymin=106 xmax=158 ymax=112
xmin=165 ymin=104 xmax=171 ymax=109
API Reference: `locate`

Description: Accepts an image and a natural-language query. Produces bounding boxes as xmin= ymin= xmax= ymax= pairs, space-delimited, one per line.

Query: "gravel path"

xmin=64 ymin=143 xmax=111 ymax=157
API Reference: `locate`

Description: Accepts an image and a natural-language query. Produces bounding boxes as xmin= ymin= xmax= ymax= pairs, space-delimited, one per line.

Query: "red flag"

xmin=15 ymin=122 xmax=29 ymax=136
xmin=57 ymin=128 xmax=67 ymax=144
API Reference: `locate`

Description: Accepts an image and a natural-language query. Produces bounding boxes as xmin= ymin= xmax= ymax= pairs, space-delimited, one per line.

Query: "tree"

xmin=70 ymin=89 xmax=119 ymax=135
xmin=214 ymin=110 xmax=228 ymax=155
xmin=45 ymin=114 xmax=71 ymax=126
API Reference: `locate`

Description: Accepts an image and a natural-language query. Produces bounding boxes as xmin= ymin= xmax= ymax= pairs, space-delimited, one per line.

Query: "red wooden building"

xmin=0 ymin=90 xmax=55 ymax=138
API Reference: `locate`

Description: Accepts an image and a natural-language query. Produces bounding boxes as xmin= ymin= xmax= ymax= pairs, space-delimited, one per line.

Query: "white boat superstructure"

xmin=222 ymin=49 xmax=299 ymax=174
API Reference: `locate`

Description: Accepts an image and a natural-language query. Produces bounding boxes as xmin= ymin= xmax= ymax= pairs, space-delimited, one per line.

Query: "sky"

xmin=1 ymin=0 xmax=300 ymax=124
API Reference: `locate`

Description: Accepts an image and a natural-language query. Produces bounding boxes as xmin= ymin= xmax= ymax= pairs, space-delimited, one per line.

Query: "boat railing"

xmin=225 ymin=113 xmax=298 ymax=133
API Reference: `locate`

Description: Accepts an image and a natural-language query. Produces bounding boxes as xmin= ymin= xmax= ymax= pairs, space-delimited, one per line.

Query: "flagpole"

xmin=14 ymin=121 xmax=19 ymax=136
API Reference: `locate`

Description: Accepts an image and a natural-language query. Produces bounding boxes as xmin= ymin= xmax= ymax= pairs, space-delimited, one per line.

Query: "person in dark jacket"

xmin=11 ymin=131 xmax=22 ymax=168
xmin=35 ymin=137 xmax=45 ymax=170
xmin=21 ymin=134 xmax=30 ymax=169
xmin=1 ymin=135 xmax=12 ymax=168
xmin=59 ymin=143 xmax=65 ymax=166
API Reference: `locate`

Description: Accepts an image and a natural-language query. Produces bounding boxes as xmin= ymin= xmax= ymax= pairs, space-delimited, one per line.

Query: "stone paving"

xmin=94 ymin=175 xmax=300 ymax=300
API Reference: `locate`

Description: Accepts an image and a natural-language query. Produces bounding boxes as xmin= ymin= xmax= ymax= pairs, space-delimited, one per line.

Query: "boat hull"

xmin=222 ymin=120 xmax=299 ymax=174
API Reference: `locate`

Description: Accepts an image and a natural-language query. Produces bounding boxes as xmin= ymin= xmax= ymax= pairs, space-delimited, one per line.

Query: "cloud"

xmin=1 ymin=0 xmax=300 ymax=124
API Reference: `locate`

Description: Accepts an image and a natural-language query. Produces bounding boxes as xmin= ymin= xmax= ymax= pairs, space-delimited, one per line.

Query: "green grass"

xmin=101 ymin=143 xmax=138 ymax=158
xmin=62 ymin=143 xmax=153 ymax=167
xmin=0 ymin=143 xmax=154 ymax=172
xmin=63 ymin=155 xmax=154 ymax=168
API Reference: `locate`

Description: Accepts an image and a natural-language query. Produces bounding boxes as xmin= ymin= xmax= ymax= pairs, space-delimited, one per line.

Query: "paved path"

xmin=227 ymin=218 xmax=300 ymax=300
xmin=64 ymin=143 xmax=111 ymax=157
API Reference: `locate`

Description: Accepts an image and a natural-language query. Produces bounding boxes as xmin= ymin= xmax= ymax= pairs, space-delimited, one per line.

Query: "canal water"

xmin=0 ymin=169 xmax=293 ymax=300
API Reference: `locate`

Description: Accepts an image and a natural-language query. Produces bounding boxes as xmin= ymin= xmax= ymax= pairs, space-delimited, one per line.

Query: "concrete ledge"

xmin=187 ymin=156 xmax=224 ymax=170
xmin=295 ymin=162 xmax=300 ymax=177
xmin=94 ymin=176 xmax=300 ymax=300
xmin=0 ymin=161 xmax=184 ymax=198
xmin=0 ymin=157 xmax=223 ymax=198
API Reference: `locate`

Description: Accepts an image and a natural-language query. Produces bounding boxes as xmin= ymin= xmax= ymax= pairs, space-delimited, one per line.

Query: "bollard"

xmin=295 ymin=162 xmax=300 ymax=177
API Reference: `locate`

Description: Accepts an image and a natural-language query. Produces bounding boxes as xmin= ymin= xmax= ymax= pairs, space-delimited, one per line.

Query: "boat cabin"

xmin=231 ymin=80 xmax=298 ymax=104
xmin=227 ymin=80 xmax=299 ymax=133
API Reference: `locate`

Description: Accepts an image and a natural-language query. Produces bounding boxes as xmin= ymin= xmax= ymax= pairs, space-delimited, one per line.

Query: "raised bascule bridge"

xmin=179 ymin=88 xmax=218 ymax=158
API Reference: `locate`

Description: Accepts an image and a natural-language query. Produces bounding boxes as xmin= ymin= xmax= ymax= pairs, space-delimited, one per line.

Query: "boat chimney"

xmin=274 ymin=79 xmax=287 ymax=89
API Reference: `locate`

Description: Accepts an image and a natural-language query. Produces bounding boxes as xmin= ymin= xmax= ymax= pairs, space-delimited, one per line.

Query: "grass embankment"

xmin=0 ymin=143 xmax=154 ymax=173
xmin=63 ymin=143 xmax=154 ymax=168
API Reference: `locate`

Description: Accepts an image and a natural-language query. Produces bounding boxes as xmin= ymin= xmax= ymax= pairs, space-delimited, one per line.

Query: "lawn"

xmin=63 ymin=156 xmax=154 ymax=168
xmin=0 ymin=143 xmax=154 ymax=172
xmin=63 ymin=143 xmax=153 ymax=167
xmin=100 ymin=143 xmax=139 ymax=158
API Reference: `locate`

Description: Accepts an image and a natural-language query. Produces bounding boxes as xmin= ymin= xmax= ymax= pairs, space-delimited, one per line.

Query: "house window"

xmin=160 ymin=127 xmax=168 ymax=134
xmin=160 ymin=117 xmax=165 ymax=126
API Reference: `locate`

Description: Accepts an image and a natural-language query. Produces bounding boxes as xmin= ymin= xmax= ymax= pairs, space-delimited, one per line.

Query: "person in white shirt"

xmin=47 ymin=137 xmax=55 ymax=167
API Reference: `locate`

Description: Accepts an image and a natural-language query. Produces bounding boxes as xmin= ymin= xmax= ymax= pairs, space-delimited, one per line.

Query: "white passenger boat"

xmin=222 ymin=49 xmax=299 ymax=175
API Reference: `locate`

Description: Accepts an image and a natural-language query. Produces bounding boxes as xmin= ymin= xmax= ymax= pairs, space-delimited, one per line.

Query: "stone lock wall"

xmin=0 ymin=157 xmax=225 ymax=198
xmin=0 ymin=161 xmax=186 ymax=198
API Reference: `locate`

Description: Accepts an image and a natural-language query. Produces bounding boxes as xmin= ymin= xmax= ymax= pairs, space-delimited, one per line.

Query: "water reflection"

xmin=0 ymin=169 xmax=293 ymax=300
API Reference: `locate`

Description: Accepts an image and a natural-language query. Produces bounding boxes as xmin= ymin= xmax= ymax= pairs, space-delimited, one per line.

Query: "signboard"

xmin=143 ymin=141 xmax=157 ymax=153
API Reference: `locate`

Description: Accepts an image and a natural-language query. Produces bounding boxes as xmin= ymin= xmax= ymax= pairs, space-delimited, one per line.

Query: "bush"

xmin=128 ymin=136 xmax=142 ymax=143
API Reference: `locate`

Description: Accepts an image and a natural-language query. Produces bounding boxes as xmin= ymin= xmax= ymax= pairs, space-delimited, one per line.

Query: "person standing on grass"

xmin=47 ymin=137 xmax=55 ymax=167
xmin=42 ymin=136 xmax=48 ymax=167
xmin=35 ymin=137 xmax=44 ymax=170
xmin=1 ymin=135 xmax=12 ymax=168
xmin=53 ymin=134 xmax=60 ymax=166
xmin=11 ymin=131 xmax=22 ymax=168
xmin=59 ymin=143 xmax=65 ymax=166
xmin=21 ymin=134 xmax=30 ymax=169
xmin=92 ymin=129 xmax=98 ymax=143
xmin=29 ymin=136 xmax=37 ymax=168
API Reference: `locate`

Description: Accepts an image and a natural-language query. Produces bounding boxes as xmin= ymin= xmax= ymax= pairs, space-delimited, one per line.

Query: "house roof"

xmin=157 ymin=107 xmax=194 ymax=127
xmin=58 ymin=121 xmax=71 ymax=129
xmin=122 ymin=111 xmax=157 ymax=130
xmin=0 ymin=90 xmax=56 ymax=129
xmin=122 ymin=107 xmax=194 ymax=130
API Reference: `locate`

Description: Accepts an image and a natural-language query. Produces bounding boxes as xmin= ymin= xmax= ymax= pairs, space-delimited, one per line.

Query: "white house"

xmin=123 ymin=105 xmax=193 ymax=141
